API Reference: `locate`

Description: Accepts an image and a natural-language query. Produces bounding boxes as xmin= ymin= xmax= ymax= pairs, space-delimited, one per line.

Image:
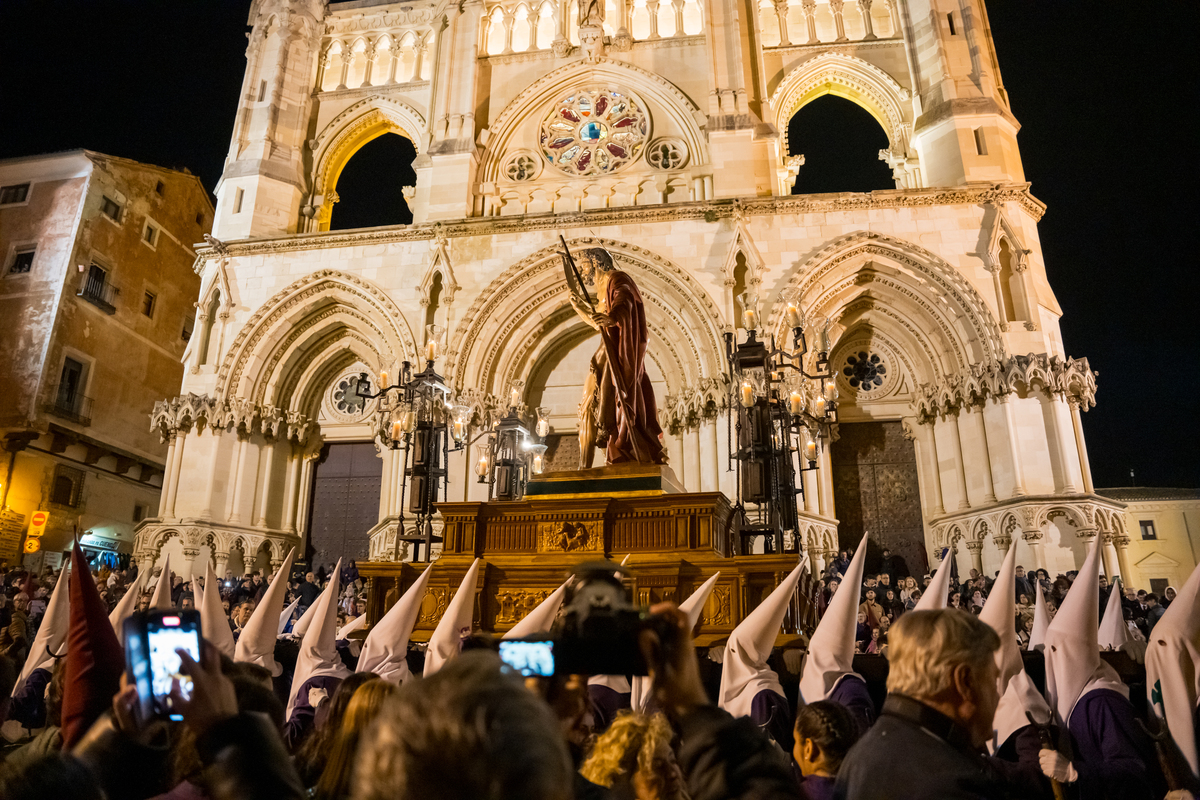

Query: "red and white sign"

xmin=28 ymin=511 xmax=49 ymax=538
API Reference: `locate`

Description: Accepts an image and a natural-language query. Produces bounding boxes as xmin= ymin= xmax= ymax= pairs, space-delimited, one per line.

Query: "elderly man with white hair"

xmin=834 ymin=609 xmax=1045 ymax=799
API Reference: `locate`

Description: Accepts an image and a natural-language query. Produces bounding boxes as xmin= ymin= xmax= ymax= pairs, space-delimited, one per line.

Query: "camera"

xmin=501 ymin=561 xmax=675 ymax=677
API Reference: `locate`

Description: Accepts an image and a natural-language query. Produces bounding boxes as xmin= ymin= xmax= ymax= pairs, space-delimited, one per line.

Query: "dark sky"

xmin=2 ymin=1 xmax=1195 ymax=488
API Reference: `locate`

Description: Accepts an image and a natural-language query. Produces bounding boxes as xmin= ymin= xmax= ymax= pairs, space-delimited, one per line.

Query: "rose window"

xmin=540 ymin=89 xmax=648 ymax=176
xmin=843 ymin=351 xmax=887 ymax=392
xmin=333 ymin=376 xmax=367 ymax=415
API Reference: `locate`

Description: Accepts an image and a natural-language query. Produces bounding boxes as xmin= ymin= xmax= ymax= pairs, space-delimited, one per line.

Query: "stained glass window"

xmin=540 ymin=88 xmax=648 ymax=176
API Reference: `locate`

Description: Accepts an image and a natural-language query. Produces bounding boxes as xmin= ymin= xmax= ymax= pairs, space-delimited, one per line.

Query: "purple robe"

xmin=283 ymin=673 xmax=345 ymax=749
xmin=587 ymin=684 xmax=630 ymax=733
xmin=1068 ymin=688 xmax=1166 ymax=800
xmin=750 ymin=688 xmax=794 ymax=752
xmin=6 ymin=667 xmax=52 ymax=729
xmin=798 ymin=774 xmax=836 ymax=800
xmin=828 ymin=675 xmax=876 ymax=735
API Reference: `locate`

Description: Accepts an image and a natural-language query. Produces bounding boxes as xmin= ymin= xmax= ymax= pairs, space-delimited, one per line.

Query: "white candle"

xmin=391 ymin=421 xmax=402 ymax=440
xmin=426 ymin=339 xmax=437 ymax=361
xmin=453 ymin=419 xmax=464 ymax=441
xmin=511 ymin=388 xmax=520 ymax=407
xmin=804 ymin=438 xmax=817 ymax=462
xmin=770 ymin=371 xmax=780 ymax=383
xmin=789 ymin=391 xmax=803 ymax=415
xmin=740 ymin=381 xmax=755 ymax=408
xmin=743 ymin=308 xmax=758 ymax=330
xmin=379 ymin=370 xmax=388 ymax=389
xmin=824 ymin=379 xmax=838 ymax=402
xmin=476 ymin=454 xmax=489 ymax=477
xmin=814 ymin=396 xmax=826 ymax=417
xmin=536 ymin=419 xmax=549 ymax=437
xmin=533 ymin=454 xmax=544 ymax=474
xmin=786 ymin=302 xmax=802 ymax=329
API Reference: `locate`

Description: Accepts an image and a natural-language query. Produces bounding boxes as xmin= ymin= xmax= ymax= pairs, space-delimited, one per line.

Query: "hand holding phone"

xmin=169 ymin=643 xmax=239 ymax=736
xmin=123 ymin=609 xmax=202 ymax=722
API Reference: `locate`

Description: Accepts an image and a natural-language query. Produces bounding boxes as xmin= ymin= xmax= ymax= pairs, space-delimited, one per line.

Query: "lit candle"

xmin=740 ymin=381 xmax=755 ymax=408
xmin=453 ymin=419 xmax=464 ymax=441
xmin=786 ymin=302 xmax=802 ymax=329
xmin=743 ymin=307 xmax=758 ymax=331
xmin=533 ymin=454 xmax=544 ymax=474
xmin=475 ymin=453 xmax=489 ymax=477
xmin=824 ymin=379 xmax=838 ymax=402
xmin=770 ymin=371 xmax=780 ymax=383
xmin=536 ymin=419 xmax=549 ymax=437
xmin=804 ymin=437 xmax=818 ymax=462
xmin=391 ymin=421 xmax=402 ymax=440
xmin=379 ymin=370 xmax=388 ymax=389
xmin=426 ymin=339 xmax=438 ymax=361
xmin=401 ymin=410 xmax=415 ymax=432
xmin=511 ymin=388 xmax=520 ymax=407
xmin=814 ymin=396 xmax=826 ymax=417
xmin=789 ymin=391 xmax=803 ymax=415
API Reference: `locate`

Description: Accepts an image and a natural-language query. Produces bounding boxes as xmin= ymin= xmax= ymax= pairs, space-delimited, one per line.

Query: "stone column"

xmin=161 ymin=433 xmax=179 ymax=518
xmin=337 ymin=45 xmax=351 ymax=89
xmin=647 ymin=0 xmax=661 ymax=38
xmin=817 ymin=446 xmax=835 ymax=518
xmin=965 ymin=539 xmax=984 ymax=577
xmin=199 ymin=429 xmax=221 ymax=519
xmin=362 ymin=43 xmax=377 ymax=86
xmin=919 ymin=421 xmax=946 ymax=516
xmin=940 ymin=412 xmax=971 ymax=510
xmin=1100 ymin=532 xmax=1120 ymax=579
xmin=1022 ymin=529 xmax=1047 ymax=571
xmin=702 ymin=417 xmax=720 ymax=492
xmin=227 ymin=432 xmax=251 ymax=523
xmin=965 ymin=403 xmax=997 ymax=503
xmin=243 ymin=554 xmax=257 ymax=576
xmin=1045 ymin=394 xmax=1079 ymax=494
xmin=684 ymin=425 xmax=702 ymax=492
xmin=164 ymin=429 xmax=189 ymax=519
xmin=296 ymin=452 xmax=319 ymax=542
xmin=255 ymin=439 xmax=276 ymax=528
xmin=413 ymin=41 xmax=427 ymax=81
xmin=213 ymin=550 xmax=229 ymax=577
xmin=802 ymin=465 xmax=820 ymax=514
xmin=282 ymin=443 xmax=303 ymax=533
xmin=884 ymin=0 xmax=899 ymax=34
xmin=502 ymin=8 xmax=515 ymax=53
xmin=829 ymin=0 xmax=848 ymax=41
xmin=1114 ymin=536 xmax=1133 ymax=584
xmin=858 ymin=0 xmax=875 ymax=39
xmin=1068 ymin=399 xmax=1095 ymax=493
xmin=999 ymin=395 xmax=1026 ymax=497
xmin=773 ymin=0 xmax=791 ymax=45
xmin=672 ymin=0 xmax=685 ymax=35
xmin=802 ymin=0 xmax=818 ymax=42
xmin=181 ymin=547 xmax=200 ymax=580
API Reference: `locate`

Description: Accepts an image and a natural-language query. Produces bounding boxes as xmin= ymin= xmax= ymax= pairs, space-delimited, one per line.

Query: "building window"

xmin=133 ymin=503 xmax=148 ymax=522
xmin=0 ymin=183 xmax=30 ymax=205
xmin=258 ymin=80 xmax=268 ymax=102
xmin=1140 ymin=520 xmax=1157 ymax=540
xmin=181 ymin=320 xmax=193 ymax=342
xmin=973 ymin=128 xmax=988 ymax=156
xmin=51 ymin=465 xmax=85 ymax=508
xmin=100 ymin=196 xmax=123 ymax=222
xmin=7 ymin=247 xmax=35 ymax=276
xmin=78 ymin=263 xmax=119 ymax=313
xmin=540 ymin=88 xmax=648 ymax=176
xmin=233 ymin=188 xmax=244 ymax=214
xmin=155 ymin=180 xmax=165 ymax=195
xmin=142 ymin=291 xmax=156 ymax=318
xmin=947 ymin=12 xmax=957 ymax=35
xmin=143 ymin=223 xmax=159 ymax=247
xmin=195 ymin=212 xmax=204 ymax=226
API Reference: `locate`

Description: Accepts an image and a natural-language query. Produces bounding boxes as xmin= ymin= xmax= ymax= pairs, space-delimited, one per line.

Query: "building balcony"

xmin=78 ymin=277 xmax=119 ymax=313
xmin=44 ymin=389 xmax=93 ymax=426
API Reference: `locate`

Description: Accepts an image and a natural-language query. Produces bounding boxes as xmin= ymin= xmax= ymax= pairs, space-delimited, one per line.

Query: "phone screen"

xmin=498 ymin=640 xmax=555 ymax=677
xmin=146 ymin=614 xmax=200 ymax=720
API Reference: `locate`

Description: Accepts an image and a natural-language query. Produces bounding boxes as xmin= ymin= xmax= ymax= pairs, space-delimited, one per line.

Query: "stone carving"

xmin=914 ymin=353 xmax=1098 ymax=420
xmin=496 ymin=589 xmax=552 ymax=625
xmin=538 ymin=520 xmax=603 ymax=552
xmin=150 ymin=394 xmax=315 ymax=445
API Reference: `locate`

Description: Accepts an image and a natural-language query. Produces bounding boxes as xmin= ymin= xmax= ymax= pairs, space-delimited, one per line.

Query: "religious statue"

xmin=563 ymin=243 xmax=667 ymax=468
xmin=578 ymin=0 xmax=604 ymax=26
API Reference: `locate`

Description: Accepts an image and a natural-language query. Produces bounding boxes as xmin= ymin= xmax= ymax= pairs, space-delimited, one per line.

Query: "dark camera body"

xmin=504 ymin=561 xmax=674 ymax=677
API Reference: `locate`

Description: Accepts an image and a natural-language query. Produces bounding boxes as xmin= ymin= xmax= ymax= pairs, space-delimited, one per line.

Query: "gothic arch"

xmin=770 ymin=52 xmax=910 ymax=154
xmin=770 ymin=231 xmax=1004 ymax=383
xmin=309 ymin=96 xmax=427 ymax=231
xmin=478 ymin=57 xmax=709 ymax=184
xmin=218 ymin=269 xmax=417 ymax=416
xmin=448 ymin=237 xmax=726 ymax=401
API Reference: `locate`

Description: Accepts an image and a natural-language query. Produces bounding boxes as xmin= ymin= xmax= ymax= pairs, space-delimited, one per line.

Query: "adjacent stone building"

xmin=0 ymin=151 xmax=211 ymax=565
xmin=134 ymin=0 xmax=1132 ymax=582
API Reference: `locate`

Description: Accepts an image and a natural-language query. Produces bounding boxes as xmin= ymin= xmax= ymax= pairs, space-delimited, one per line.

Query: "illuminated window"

xmin=541 ymin=88 xmax=648 ymax=176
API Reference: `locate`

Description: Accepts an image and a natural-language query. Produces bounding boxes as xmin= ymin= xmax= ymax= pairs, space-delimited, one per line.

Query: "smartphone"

xmin=124 ymin=609 xmax=202 ymax=722
xmin=498 ymin=639 xmax=555 ymax=677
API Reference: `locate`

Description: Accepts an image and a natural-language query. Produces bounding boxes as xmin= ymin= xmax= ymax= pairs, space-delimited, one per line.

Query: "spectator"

xmin=1013 ymin=566 xmax=1033 ymax=601
xmin=793 ymin=701 xmax=861 ymax=800
xmin=1161 ymin=585 xmax=1176 ymax=609
xmin=1143 ymin=593 xmax=1165 ymax=633
xmin=0 ymin=593 xmax=30 ymax=661
xmin=904 ymin=589 xmax=921 ymax=611
xmin=296 ymin=672 xmax=381 ymax=787
xmin=580 ymin=712 xmax=686 ymax=800
xmin=858 ymin=590 xmax=884 ymax=629
xmin=298 ymin=573 xmax=322 ymax=608
xmin=352 ymin=650 xmax=574 ymax=800
xmin=313 ymin=678 xmax=398 ymax=800
xmin=834 ymin=609 xmax=1010 ymax=799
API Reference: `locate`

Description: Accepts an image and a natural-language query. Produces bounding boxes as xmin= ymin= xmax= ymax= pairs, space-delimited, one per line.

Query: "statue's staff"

xmin=559 ymin=235 xmax=595 ymax=313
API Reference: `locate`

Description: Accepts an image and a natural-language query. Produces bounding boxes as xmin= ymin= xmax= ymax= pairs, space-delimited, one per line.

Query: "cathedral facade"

xmin=134 ymin=0 xmax=1131 ymax=583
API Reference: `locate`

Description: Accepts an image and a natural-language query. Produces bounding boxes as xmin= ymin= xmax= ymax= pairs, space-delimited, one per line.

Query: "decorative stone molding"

xmin=663 ymin=377 xmax=729 ymax=433
xmin=150 ymin=394 xmax=316 ymax=446
xmin=913 ymin=353 xmax=1098 ymax=421
xmin=193 ymin=183 xmax=1046 ymax=266
xmin=134 ymin=523 xmax=300 ymax=572
xmin=929 ymin=493 xmax=1127 ymax=553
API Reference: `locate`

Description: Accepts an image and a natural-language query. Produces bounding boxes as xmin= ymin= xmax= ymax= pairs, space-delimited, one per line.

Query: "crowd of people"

xmin=812 ymin=545 xmax=1175 ymax=656
xmin=0 ymin=534 xmax=1194 ymax=800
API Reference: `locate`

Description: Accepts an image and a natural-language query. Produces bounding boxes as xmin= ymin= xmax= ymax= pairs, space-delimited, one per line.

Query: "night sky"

xmin=2 ymin=1 xmax=1195 ymax=488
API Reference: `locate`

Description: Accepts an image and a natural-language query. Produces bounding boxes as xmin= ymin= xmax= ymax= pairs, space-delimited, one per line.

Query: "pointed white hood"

xmin=504 ymin=579 xmax=570 ymax=640
xmin=278 ymin=597 xmax=301 ymax=636
xmin=357 ymin=566 xmax=434 ymax=684
xmin=109 ymin=568 xmax=146 ymax=637
xmin=190 ymin=574 xmax=204 ymax=609
xmin=1097 ymin=578 xmax=1130 ymax=651
xmin=15 ymin=566 xmax=70 ymax=690
xmin=719 ymin=557 xmax=807 ymax=718
xmin=800 ymin=536 xmax=868 ymax=703
xmin=1044 ymin=536 xmax=1127 ymax=727
xmin=287 ymin=558 xmax=351 ymax=716
xmin=979 ymin=543 xmax=1051 ymax=749
xmin=336 ymin=612 xmax=368 ymax=640
xmin=1028 ymin=580 xmax=1050 ymax=651
xmin=290 ymin=597 xmax=320 ymax=639
xmin=914 ymin=547 xmax=954 ymax=611
xmin=201 ymin=563 xmax=236 ymax=659
xmin=235 ymin=548 xmax=295 ymax=677
xmin=632 ymin=572 xmax=721 ymax=712
xmin=423 ymin=559 xmax=480 ymax=677
xmin=150 ymin=554 xmax=173 ymax=610
xmin=1146 ymin=560 xmax=1200 ymax=780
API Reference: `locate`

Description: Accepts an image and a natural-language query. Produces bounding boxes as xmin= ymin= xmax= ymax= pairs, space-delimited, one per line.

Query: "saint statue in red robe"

xmin=568 ymin=248 xmax=667 ymax=467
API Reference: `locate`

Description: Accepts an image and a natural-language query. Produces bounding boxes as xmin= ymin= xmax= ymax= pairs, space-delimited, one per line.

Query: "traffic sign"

xmin=28 ymin=511 xmax=49 ymax=538
xmin=24 ymin=538 xmax=40 ymax=553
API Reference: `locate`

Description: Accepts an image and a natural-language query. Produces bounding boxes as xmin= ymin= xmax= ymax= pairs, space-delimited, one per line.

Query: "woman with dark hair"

xmin=793 ymin=700 xmax=862 ymax=800
xmin=294 ymin=671 xmax=380 ymax=785
xmin=313 ymin=678 xmax=397 ymax=800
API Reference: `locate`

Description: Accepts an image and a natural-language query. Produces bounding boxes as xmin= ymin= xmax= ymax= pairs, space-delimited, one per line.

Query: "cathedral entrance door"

xmin=305 ymin=442 xmax=382 ymax=570
xmin=831 ymin=421 xmax=926 ymax=577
